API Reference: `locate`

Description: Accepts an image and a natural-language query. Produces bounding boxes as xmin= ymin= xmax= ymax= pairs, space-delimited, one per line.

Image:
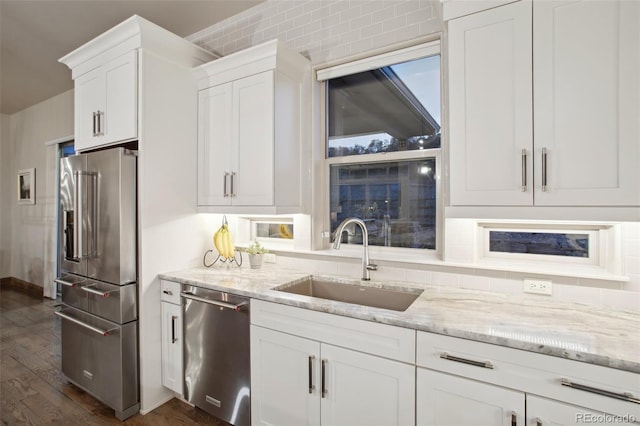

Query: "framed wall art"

xmin=17 ymin=168 xmax=35 ymax=205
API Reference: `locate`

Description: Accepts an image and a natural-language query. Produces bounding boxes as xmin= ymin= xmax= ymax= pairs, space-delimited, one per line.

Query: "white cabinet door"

xmin=416 ymin=368 xmax=525 ymax=426
xmin=160 ymin=301 xmax=182 ymax=395
xmin=197 ymin=82 xmax=233 ymax=206
xmin=232 ymin=70 xmax=274 ymax=206
xmin=74 ymin=50 xmax=137 ymax=152
xmin=197 ymin=71 xmax=275 ymax=207
xmin=75 ymin=69 xmax=103 ymax=152
xmin=533 ymin=0 xmax=640 ymax=206
xmin=448 ymin=0 xmax=533 ymax=206
xmin=102 ymin=50 xmax=137 ymax=147
xmin=251 ymin=326 xmax=320 ymax=426
xmin=527 ymin=395 xmax=637 ymax=426
xmin=321 ymin=344 xmax=415 ymax=426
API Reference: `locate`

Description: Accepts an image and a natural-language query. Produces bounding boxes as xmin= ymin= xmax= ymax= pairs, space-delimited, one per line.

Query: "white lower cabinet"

xmin=527 ymin=395 xmax=638 ymax=426
xmin=160 ymin=280 xmax=182 ymax=395
xmin=416 ymin=368 xmax=524 ymax=426
xmin=250 ymin=300 xmax=415 ymax=426
xmin=251 ymin=326 xmax=320 ymax=426
xmin=416 ymin=331 xmax=640 ymax=426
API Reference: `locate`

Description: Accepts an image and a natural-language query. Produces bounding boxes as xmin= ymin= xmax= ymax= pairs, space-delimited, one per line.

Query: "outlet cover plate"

xmin=523 ymin=279 xmax=552 ymax=295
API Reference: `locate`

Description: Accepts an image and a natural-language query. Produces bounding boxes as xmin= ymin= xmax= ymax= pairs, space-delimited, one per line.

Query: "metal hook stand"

xmin=203 ymin=250 xmax=243 ymax=268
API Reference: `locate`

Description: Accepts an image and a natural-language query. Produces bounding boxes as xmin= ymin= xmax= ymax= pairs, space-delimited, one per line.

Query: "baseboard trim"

xmin=0 ymin=277 xmax=43 ymax=298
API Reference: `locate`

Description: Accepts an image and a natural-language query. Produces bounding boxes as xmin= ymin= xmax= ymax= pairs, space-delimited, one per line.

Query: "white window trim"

xmin=318 ymin=40 xmax=443 ymax=259
xmin=475 ymin=221 xmax=622 ymax=276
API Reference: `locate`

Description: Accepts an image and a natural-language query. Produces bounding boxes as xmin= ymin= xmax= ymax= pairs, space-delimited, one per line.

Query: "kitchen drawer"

xmin=57 ymin=274 xmax=137 ymax=323
xmin=160 ymin=280 xmax=181 ymax=305
xmin=251 ymin=299 xmax=415 ymax=363
xmin=417 ymin=331 xmax=640 ymax=417
xmin=56 ymin=306 xmax=138 ymax=413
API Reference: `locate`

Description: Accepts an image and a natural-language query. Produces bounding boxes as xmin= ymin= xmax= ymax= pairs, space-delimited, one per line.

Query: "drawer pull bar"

xmin=181 ymin=291 xmax=247 ymax=311
xmin=511 ymin=411 xmax=517 ymax=426
xmin=308 ymin=355 xmax=315 ymax=394
xmin=536 ymin=417 xmax=542 ymax=426
xmin=81 ymin=285 xmax=116 ymax=298
xmin=439 ymin=352 xmax=494 ymax=369
xmin=163 ymin=290 xmax=173 ymax=296
xmin=560 ymin=378 xmax=640 ymax=404
xmin=54 ymin=278 xmax=81 ymax=288
xmin=54 ymin=310 xmax=118 ymax=337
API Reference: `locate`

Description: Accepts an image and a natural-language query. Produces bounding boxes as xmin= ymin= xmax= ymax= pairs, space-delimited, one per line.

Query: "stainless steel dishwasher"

xmin=182 ymin=285 xmax=250 ymax=426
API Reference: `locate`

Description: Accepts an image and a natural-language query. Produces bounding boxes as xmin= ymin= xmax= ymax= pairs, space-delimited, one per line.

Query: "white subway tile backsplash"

xmin=405 ymin=268 xmax=432 ymax=285
xmin=602 ymin=288 xmax=640 ymax=312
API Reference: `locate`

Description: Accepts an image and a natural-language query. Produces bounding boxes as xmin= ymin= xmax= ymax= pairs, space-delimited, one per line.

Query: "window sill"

xmin=237 ymin=243 xmax=629 ymax=283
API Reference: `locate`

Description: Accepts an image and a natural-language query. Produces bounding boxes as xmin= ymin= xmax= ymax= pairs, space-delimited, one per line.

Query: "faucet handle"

xmin=366 ymin=263 xmax=378 ymax=271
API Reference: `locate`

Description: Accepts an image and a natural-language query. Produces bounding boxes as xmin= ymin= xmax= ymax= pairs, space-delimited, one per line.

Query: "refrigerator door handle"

xmin=87 ymin=172 xmax=98 ymax=257
xmin=74 ymin=171 xmax=83 ymax=260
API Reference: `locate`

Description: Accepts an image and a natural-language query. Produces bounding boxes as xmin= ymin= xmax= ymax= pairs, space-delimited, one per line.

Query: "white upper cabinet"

xmin=60 ymin=15 xmax=215 ymax=153
xmin=74 ymin=50 xmax=137 ymax=152
xmin=448 ymin=0 xmax=640 ymax=209
xmin=448 ymin=0 xmax=533 ymax=205
xmin=195 ymin=40 xmax=311 ymax=214
xmin=533 ymin=0 xmax=640 ymax=206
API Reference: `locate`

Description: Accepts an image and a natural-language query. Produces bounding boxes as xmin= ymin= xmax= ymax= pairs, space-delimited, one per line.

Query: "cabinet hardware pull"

xmin=560 ymin=378 xmax=640 ymax=404
xmin=511 ymin=411 xmax=517 ymax=426
xmin=223 ymin=172 xmax=229 ymax=197
xmin=92 ymin=112 xmax=97 ymax=136
xmin=230 ymin=172 xmax=236 ymax=197
xmin=181 ymin=291 xmax=247 ymax=311
xmin=521 ymin=149 xmax=527 ymax=192
xmin=536 ymin=417 xmax=542 ymax=426
xmin=163 ymin=290 xmax=173 ymax=296
xmin=97 ymin=111 xmax=104 ymax=136
xmin=541 ymin=147 xmax=548 ymax=192
xmin=308 ymin=355 xmax=315 ymax=394
xmin=439 ymin=352 xmax=494 ymax=369
xmin=54 ymin=310 xmax=118 ymax=337
xmin=321 ymin=359 xmax=328 ymax=398
xmin=171 ymin=315 xmax=178 ymax=344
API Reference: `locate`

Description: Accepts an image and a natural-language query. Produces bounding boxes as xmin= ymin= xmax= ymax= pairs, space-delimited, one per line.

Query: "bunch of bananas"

xmin=278 ymin=224 xmax=293 ymax=239
xmin=213 ymin=222 xmax=235 ymax=260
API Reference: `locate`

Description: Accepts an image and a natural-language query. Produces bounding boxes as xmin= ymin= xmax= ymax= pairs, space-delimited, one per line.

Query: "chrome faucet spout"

xmin=332 ymin=217 xmax=377 ymax=280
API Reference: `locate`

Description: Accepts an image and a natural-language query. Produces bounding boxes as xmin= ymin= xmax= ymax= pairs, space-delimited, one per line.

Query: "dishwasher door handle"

xmin=181 ymin=291 xmax=248 ymax=311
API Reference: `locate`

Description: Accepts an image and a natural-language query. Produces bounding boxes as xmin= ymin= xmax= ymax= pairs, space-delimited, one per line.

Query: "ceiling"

xmin=0 ymin=0 xmax=264 ymax=115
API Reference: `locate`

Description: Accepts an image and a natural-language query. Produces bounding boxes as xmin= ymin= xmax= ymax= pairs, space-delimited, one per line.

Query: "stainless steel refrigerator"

xmin=54 ymin=147 xmax=139 ymax=420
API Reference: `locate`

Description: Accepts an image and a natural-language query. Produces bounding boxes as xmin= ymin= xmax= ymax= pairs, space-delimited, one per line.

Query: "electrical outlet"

xmin=263 ymin=253 xmax=277 ymax=264
xmin=523 ymin=279 xmax=553 ymax=295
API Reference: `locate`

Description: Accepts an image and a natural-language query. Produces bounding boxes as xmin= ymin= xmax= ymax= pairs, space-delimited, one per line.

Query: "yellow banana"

xmin=278 ymin=224 xmax=293 ymax=239
xmin=225 ymin=226 xmax=235 ymax=259
xmin=213 ymin=226 xmax=224 ymax=257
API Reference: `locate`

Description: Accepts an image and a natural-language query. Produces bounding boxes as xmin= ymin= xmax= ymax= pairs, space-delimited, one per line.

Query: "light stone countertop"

xmin=159 ymin=264 xmax=640 ymax=374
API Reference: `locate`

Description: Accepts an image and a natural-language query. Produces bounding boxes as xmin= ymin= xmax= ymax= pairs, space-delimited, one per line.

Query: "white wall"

xmin=5 ymin=90 xmax=73 ymax=288
xmin=0 ymin=113 xmax=12 ymax=278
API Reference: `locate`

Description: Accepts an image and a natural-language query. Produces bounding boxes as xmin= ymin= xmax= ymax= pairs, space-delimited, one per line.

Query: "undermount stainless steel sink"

xmin=275 ymin=277 xmax=423 ymax=312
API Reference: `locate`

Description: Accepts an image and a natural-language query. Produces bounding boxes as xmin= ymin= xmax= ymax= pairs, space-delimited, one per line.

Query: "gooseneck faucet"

xmin=332 ymin=217 xmax=378 ymax=280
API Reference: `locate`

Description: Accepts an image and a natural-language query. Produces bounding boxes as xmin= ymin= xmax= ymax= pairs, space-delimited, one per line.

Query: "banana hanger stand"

xmin=203 ymin=215 xmax=243 ymax=267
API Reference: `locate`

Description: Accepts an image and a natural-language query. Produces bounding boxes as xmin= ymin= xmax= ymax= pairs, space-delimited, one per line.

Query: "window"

xmin=478 ymin=223 xmax=609 ymax=268
xmin=319 ymin=42 xmax=441 ymax=251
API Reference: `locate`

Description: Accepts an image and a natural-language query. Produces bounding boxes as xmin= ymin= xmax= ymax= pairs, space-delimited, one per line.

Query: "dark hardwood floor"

xmin=0 ymin=287 xmax=225 ymax=425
